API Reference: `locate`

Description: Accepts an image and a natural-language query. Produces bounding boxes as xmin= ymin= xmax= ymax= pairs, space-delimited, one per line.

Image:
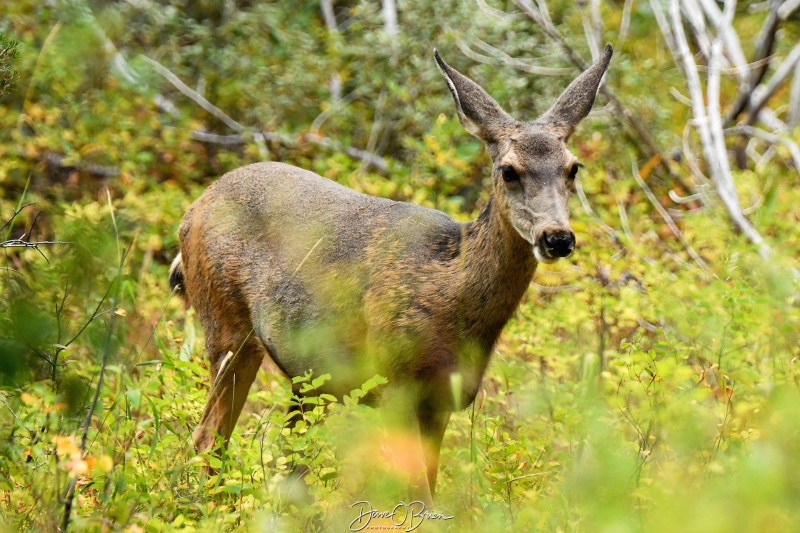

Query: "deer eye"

xmin=500 ymin=165 xmax=520 ymax=183
xmin=568 ymin=163 xmax=584 ymax=180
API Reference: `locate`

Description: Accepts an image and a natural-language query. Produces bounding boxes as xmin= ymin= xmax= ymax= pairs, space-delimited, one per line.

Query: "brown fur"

xmin=172 ymin=45 xmax=612 ymax=503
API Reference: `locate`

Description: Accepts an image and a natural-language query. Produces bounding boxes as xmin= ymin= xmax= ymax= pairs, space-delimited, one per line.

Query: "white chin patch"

xmin=534 ymin=246 xmax=559 ymax=264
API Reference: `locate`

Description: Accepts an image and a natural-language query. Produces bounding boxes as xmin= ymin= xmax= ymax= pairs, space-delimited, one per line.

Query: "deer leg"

xmin=193 ymin=335 xmax=264 ymax=460
xmin=417 ymin=404 xmax=450 ymax=499
xmin=379 ymin=386 xmax=433 ymax=505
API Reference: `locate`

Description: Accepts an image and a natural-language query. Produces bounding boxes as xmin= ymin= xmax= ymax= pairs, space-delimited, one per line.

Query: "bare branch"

xmin=694 ymin=0 xmax=749 ymax=79
xmin=531 ymin=282 xmax=581 ymax=293
xmin=778 ymin=0 xmax=800 ymax=19
xmin=605 ymin=170 xmax=634 ymax=243
xmin=650 ymin=0 xmax=677 ymax=55
xmin=666 ymin=0 xmax=770 ymax=259
xmin=190 ymin=129 xmax=389 ymax=174
xmin=575 ymin=179 xmax=623 ymax=245
xmin=746 ymin=42 xmax=800 ymax=125
xmin=320 ymin=0 xmax=342 ymax=102
xmin=616 ymin=0 xmax=635 ymax=50
xmin=85 ymin=12 xmax=179 ymax=117
xmin=141 ymin=55 xmax=244 ymax=133
xmin=13 ymin=148 xmax=119 ymax=178
xmin=455 ymin=37 xmax=572 ymax=75
xmin=726 ymin=0 xmax=792 ymax=125
xmin=790 ymin=62 xmax=800 ymax=128
xmin=0 ymin=208 xmax=68 ymax=264
xmin=632 ymin=159 xmax=708 ymax=270
xmin=584 ymin=0 xmax=603 ymax=62
xmin=535 ymin=0 xmax=554 ymax=26
xmin=680 ymin=0 xmax=713 ymax=59
xmin=724 ymin=125 xmax=800 ymax=171
xmin=707 ymin=0 xmax=738 ymax=211
xmin=310 ymin=88 xmax=364 ymax=133
xmin=320 ymin=0 xmax=338 ymax=31
xmin=669 ymin=190 xmax=705 ymax=204
xmin=381 ymin=0 xmax=398 ymax=37
xmin=141 ymin=55 xmax=273 ymax=159
xmin=666 ymin=0 xmax=715 ymax=177
xmin=475 ymin=0 xmax=523 ymax=20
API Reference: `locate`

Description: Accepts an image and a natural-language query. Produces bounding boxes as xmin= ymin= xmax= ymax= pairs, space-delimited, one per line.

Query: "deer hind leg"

xmin=193 ymin=331 xmax=265 ymax=459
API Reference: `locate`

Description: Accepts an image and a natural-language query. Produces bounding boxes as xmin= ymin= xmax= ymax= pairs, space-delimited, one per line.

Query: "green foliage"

xmin=0 ymin=32 xmax=18 ymax=98
xmin=1 ymin=0 xmax=800 ymax=531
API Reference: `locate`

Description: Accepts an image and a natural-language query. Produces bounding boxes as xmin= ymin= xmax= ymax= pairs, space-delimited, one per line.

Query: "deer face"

xmin=492 ymin=127 xmax=580 ymax=262
xmin=435 ymin=45 xmax=612 ymax=263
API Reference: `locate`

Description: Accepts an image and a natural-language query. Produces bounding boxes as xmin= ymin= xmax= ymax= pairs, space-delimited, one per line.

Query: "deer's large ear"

xmin=538 ymin=44 xmax=613 ymax=140
xmin=434 ymin=49 xmax=513 ymax=142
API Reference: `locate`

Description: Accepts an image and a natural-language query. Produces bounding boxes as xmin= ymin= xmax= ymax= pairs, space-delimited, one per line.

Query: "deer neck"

xmin=458 ymin=195 xmax=537 ymax=353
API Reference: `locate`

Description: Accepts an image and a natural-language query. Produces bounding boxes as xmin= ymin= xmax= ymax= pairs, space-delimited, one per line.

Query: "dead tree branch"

xmin=789 ymin=62 xmax=800 ymax=128
xmin=632 ymin=160 xmax=708 ymax=270
xmin=144 ymin=55 xmax=388 ymax=171
xmin=14 ymin=148 xmax=119 ymax=178
xmin=664 ymin=0 xmax=771 ymax=259
xmin=190 ymin=130 xmax=389 ymax=174
xmin=745 ymin=42 xmax=800 ymax=125
xmin=1 ymin=208 xmax=68 ymax=265
xmin=453 ymin=37 xmax=571 ymax=75
xmin=140 ymin=55 xmax=246 ymax=134
xmin=320 ymin=0 xmax=343 ymax=101
xmin=724 ymin=125 xmax=800 ymax=171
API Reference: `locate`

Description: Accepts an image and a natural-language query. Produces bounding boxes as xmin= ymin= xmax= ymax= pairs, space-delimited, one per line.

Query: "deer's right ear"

xmin=434 ymin=49 xmax=512 ymax=142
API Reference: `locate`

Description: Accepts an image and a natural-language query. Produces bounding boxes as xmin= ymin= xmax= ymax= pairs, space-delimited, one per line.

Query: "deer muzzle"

xmin=534 ymin=227 xmax=575 ymax=263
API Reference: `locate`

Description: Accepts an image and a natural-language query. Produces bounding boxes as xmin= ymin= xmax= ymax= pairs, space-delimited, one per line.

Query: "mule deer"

xmin=170 ymin=44 xmax=612 ymax=503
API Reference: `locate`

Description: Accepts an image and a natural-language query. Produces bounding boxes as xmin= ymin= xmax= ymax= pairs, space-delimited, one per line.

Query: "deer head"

xmin=435 ymin=44 xmax=612 ymax=263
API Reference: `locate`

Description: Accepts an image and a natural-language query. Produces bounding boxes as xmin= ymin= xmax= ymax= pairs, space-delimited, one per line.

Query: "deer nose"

xmin=542 ymin=230 xmax=575 ymax=258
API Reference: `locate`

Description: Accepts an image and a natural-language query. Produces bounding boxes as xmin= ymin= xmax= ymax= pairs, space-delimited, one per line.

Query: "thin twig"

xmin=789 ymin=62 xmax=800 ymax=129
xmin=466 ymin=37 xmax=572 ymax=75
xmin=615 ymin=0 xmax=635 ymax=51
xmin=14 ymin=148 xmax=119 ymax=178
xmin=745 ymin=42 xmax=800 ymax=125
xmin=140 ymin=56 xmax=244 ymax=133
xmin=575 ymin=179 xmax=622 ymax=246
xmin=632 ymin=159 xmax=708 ymax=271
xmin=190 ymin=129 xmax=389 ymax=174
xmin=724 ymin=125 xmax=800 ymax=171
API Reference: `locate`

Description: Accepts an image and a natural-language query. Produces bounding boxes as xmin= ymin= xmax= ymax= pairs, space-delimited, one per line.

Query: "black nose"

xmin=542 ymin=230 xmax=575 ymax=257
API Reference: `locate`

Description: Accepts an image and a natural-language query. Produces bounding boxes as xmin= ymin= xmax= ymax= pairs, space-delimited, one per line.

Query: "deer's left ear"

xmin=434 ymin=49 xmax=513 ymax=142
xmin=538 ymin=44 xmax=613 ymax=140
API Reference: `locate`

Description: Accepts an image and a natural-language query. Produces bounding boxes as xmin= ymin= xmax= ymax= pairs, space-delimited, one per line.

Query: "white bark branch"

xmin=789 ymin=62 xmax=800 ymax=128
xmin=746 ymin=42 xmax=800 ymax=123
xmin=725 ymin=125 xmax=800 ymax=171
xmin=455 ymin=37 xmax=572 ymax=75
xmin=778 ymin=0 xmax=800 ymax=19
xmin=666 ymin=0 xmax=770 ymax=259
xmin=141 ymin=55 xmax=245 ymax=133
xmin=616 ymin=0 xmax=635 ymax=50
xmin=381 ymin=0 xmax=398 ymax=37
